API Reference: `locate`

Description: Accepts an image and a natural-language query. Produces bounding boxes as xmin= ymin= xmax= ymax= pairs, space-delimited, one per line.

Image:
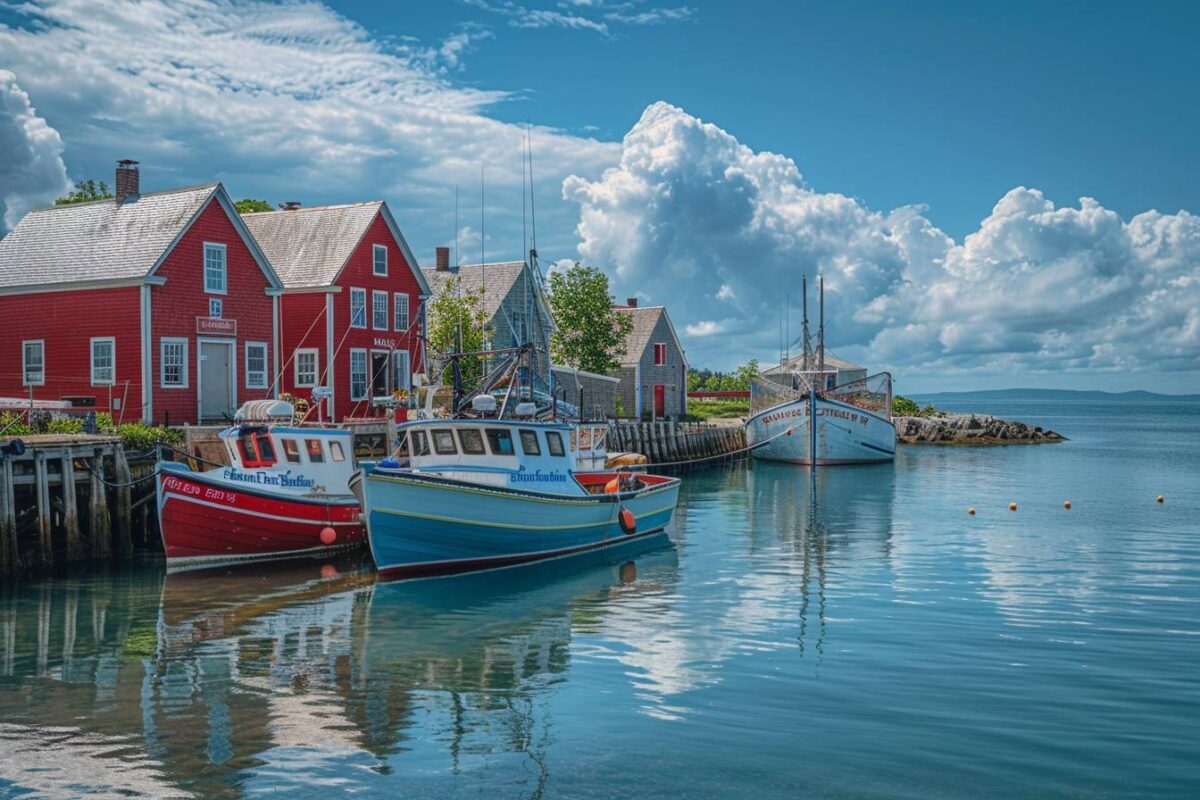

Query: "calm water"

xmin=1 ymin=398 xmax=1199 ymax=799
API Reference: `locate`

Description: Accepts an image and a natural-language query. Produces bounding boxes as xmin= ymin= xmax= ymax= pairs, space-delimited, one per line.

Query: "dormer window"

xmin=373 ymin=244 xmax=387 ymax=276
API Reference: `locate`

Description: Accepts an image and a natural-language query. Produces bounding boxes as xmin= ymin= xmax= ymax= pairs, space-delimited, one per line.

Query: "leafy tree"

xmin=235 ymin=198 xmax=274 ymax=213
xmin=547 ymin=263 xmax=632 ymax=374
xmin=427 ymin=276 xmax=489 ymax=386
xmin=734 ymin=359 xmax=760 ymax=390
xmin=55 ymin=179 xmax=112 ymax=205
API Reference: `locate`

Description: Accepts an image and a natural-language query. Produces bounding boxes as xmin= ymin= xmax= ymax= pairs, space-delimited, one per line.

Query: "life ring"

xmin=619 ymin=508 xmax=637 ymax=535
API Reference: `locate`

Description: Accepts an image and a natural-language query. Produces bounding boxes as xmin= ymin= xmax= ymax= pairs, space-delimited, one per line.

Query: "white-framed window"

xmin=372 ymin=290 xmax=388 ymax=330
xmin=349 ymin=287 xmax=366 ymax=329
xmin=394 ymin=293 xmax=409 ymax=332
xmin=160 ymin=338 xmax=188 ymax=388
xmin=203 ymin=243 xmax=227 ymax=294
xmin=90 ymin=337 xmax=115 ymax=386
xmin=373 ymin=244 xmax=387 ymax=277
xmin=654 ymin=342 xmax=666 ymax=365
xmin=245 ymin=342 xmax=268 ymax=389
xmin=349 ymin=349 xmax=368 ymax=401
xmin=209 ymin=298 xmax=223 ymax=318
xmin=22 ymin=340 xmax=45 ymax=386
xmin=392 ymin=350 xmax=411 ymax=392
xmin=294 ymin=348 xmax=319 ymax=388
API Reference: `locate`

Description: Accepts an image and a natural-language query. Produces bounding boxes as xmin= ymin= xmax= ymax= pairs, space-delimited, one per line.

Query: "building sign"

xmin=197 ymin=316 xmax=237 ymax=336
xmin=373 ymin=337 xmax=396 ymax=349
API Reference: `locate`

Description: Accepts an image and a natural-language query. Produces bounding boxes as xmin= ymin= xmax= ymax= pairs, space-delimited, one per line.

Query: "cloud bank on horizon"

xmin=566 ymin=102 xmax=1200 ymax=381
xmin=1 ymin=1 xmax=1196 ymax=386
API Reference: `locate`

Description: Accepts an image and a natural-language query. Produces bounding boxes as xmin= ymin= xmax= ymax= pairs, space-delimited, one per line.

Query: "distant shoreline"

xmin=909 ymin=388 xmax=1200 ymax=402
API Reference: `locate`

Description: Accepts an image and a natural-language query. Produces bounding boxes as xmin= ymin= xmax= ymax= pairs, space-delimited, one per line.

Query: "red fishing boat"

xmin=156 ymin=400 xmax=365 ymax=570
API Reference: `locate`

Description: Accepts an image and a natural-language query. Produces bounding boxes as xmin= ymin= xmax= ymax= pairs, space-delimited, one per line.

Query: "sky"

xmin=2 ymin=0 xmax=1198 ymax=392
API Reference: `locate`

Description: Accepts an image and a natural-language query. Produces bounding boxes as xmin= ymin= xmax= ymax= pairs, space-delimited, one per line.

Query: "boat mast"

xmin=801 ymin=274 xmax=811 ymax=372
xmin=818 ymin=275 xmax=825 ymax=381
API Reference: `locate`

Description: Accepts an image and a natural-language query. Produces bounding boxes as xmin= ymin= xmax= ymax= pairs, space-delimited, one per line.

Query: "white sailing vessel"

xmin=745 ymin=277 xmax=896 ymax=465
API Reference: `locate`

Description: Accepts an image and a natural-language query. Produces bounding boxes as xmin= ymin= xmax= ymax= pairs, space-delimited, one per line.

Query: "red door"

xmin=654 ymin=384 xmax=666 ymax=417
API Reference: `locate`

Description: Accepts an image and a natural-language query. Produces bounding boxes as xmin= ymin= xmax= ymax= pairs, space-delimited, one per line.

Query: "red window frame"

xmin=237 ymin=432 xmax=278 ymax=468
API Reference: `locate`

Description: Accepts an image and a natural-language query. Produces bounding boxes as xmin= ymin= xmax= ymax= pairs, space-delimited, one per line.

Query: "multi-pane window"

xmin=209 ymin=298 xmax=223 ymax=318
xmin=394 ymin=293 xmax=409 ymax=332
xmin=294 ymin=349 xmax=318 ymax=388
xmin=245 ymin=342 xmax=268 ymax=389
xmin=373 ymin=244 xmax=387 ymax=276
xmin=204 ymin=243 xmax=227 ymax=293
xmin=372 ymin=290 xmax=388 ymax=330
xmin=654 ymin=343 xmax=667 ymax=365
xmin=350 ymin=287 xmax=366 ymax=328
xmin=22 ymin=340 xmax=44 ymax=386
xmin=392 ymin=350 xmax=411 ymax=392
xmin=91 ymin=338 xmax=115 ymax=386
xmin=161 ymin=338 xmax=188 ymax=388
xmin=350 ymin=349 xmax=368 ymax=400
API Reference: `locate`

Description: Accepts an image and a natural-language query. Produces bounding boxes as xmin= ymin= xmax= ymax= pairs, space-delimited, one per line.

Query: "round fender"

xmin=320 ymin=526 xmax=337 ymax=545
xmin=604 ymin=478 xmax=621 ymax=494
xmin=619 ymin=508 xmax=637 ymax=535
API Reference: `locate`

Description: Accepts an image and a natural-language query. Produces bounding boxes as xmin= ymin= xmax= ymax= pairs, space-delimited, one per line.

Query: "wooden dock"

xmin=605 ymin=421 xmax=747 ymax=469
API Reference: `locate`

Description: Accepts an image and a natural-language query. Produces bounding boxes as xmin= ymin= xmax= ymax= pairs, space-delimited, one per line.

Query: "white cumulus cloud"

xmin=0 ymin=70 xmax=69 ymax=234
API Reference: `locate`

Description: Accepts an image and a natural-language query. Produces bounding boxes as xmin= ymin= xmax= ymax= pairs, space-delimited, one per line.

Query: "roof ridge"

xmin=31 ymin=182 xmax=219 ymax=214
xmin=241 ymin=201 xmax=383 ymax=216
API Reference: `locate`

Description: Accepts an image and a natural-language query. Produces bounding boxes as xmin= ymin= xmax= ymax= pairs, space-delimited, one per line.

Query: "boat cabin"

xmin=218 ymin=401 xmax=357 ymax=496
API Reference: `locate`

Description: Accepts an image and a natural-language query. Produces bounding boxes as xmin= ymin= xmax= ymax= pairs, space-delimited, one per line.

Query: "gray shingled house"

xmin=609 ymin=299 xmax=688 ymax=419
xmin=421 ymin=248 xmax=555 ymax=391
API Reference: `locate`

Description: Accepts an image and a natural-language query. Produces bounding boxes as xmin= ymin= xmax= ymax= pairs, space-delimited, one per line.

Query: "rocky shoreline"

xmin=895 ymin=414 xmax=1066 ymax=445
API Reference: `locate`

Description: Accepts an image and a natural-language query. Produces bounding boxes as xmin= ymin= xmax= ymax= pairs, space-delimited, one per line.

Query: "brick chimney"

xmin=282 ymin=201 xmax=301 ymax=211
xmin=115 ymin=159 xmax=139 ymax=202
xmin=626 ymin=297 xmax=638 ymax=308
xmin=436 ymin=246 xmax=450 ymax=271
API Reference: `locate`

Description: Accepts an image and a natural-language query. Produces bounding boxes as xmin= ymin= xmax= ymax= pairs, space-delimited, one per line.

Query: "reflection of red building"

xmin=0 ymin=162 xmax=282 ymax=424
xmin=243 ymin=202 xmax=430 ymax=421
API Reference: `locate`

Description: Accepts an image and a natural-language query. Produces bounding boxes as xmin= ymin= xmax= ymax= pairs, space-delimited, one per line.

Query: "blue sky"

xmin=2 ymin=1 xmax=1198 ymax=391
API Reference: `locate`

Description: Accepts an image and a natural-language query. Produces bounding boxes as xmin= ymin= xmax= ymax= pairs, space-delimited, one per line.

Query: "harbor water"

xmin=1 ymin=397 xmax=1198 ymax=798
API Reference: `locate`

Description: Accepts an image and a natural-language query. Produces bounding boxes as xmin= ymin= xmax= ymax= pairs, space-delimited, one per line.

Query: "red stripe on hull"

xmin=159 ymin=473 xmax=364 ymax=563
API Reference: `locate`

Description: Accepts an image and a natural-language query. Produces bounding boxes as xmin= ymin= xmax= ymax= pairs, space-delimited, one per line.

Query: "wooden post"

xmin=62 ymin=449 xmax=84 ymax=561
xmin=90 ymin=448 xmax=112 ymax=560
xmin=33 ymin=451 xmax=52 ymax=568
xmin=0 ymin=457 xmax=15 ymax=574
xmin=113 ymin=444 xmax=133 ymax=557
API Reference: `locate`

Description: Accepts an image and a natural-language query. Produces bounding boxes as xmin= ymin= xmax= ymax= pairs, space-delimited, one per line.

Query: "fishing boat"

xmin=156 ymin=400 xmax=365 ymax=570
xmin=350 ymin=410 xmax=681 ymax=581
xmin=746 ymin=276 xmax=896 ymax=464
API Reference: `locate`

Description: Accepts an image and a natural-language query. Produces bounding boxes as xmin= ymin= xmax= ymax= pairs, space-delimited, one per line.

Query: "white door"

xmin=200 ymin=341 xmax=234 ymax=421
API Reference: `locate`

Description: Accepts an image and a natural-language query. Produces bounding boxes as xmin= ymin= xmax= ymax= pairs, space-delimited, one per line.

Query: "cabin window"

xmin=90 ymin=337 xmax=115 ymax=386
xmin=204 ymin=243 xmax=227 ymax=294
xmin=245 ymin=342 xmax=268 ymax=389
xmin=160 ymin=338 xmax=188 ymax=388
xmin=654 ymin=343 xmax=666 ymax=365
xmin=372 ymin=290 xmax=389 ymax=330
xmin=518 ymin=429 xmax=541 ymax=456
xmin=432 ymin=428 xmax=458 ymax=455
xmin=349 ymin=349 xmax=368 ymax=401
xmin=373 ymin=243 xmax=388 ymax=276
xmin=350 ymin=287 xmax=367 ymax=329
xmin=394 ymin=293 xmax=409 ymax=332
xmin=306 ymin=439 xmax=325 ymax=463
xmin=458 ymin=428 xmax=486 ymax=455
xmin=546 ymin=431 xmax=566 ymax=457
xmin=282 ymin=439 xmax=301 ymax=463
xmin=255 ymin=433 xmax=276 ymax=465
xmin=294 ymin=349 xmax=319 ymax=388
xmin=22 ymin=340 xmax=45 ymax=386
xmin=238 ymin=432 xmax=277 ymax=468
xmin=237 ymin=434 xmax=256 ymax=465
xmin=329 ymin=440 xmax=346 ymax=461
xmin=485 ymin=428 xmax=515 ymax=456
xmin=411 ymin=430 xmax=430 ymax=457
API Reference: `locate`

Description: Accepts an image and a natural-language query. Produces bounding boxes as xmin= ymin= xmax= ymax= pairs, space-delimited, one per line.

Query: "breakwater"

xmin=896 ymin=414 xmax=1065 ymax=445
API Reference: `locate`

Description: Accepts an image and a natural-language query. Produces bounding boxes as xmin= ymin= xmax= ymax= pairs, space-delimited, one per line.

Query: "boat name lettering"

xmin=509 ymin=465 xmax=568 ymax=484
xmin=163 ymin=476 xmax=238 ymax=504
xmin=761 ymin=406 xmax=869 ymax=426
xmin=222 ymin=468 xmax=317 ymax=488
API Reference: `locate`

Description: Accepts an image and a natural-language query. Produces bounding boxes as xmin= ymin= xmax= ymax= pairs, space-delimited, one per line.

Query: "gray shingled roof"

xmin=615 ymin=305 xmax=668 ymax=365
xmin=420 ymin=261 xmax=526 ymax=320
xmin=0 ymin=184 xmax=219 ymax=290
xmin=241 ymin=202 xmax=383 ymax=289
xmin=763 ymin=352 xmax=863 ymax=375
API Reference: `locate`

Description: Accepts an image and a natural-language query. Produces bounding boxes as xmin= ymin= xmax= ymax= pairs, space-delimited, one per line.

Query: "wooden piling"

xmin=0 ymin=458 xmax=15 ymax=572
xmin=90 ymin=448 xmax=112 ymax=560
xmin=61 ymin=449 xmax=84 ymax=562
xmin=113 ymin=444 xmax=133 ymax=556
xmin=33 ymin=451 xmax=52 ymax=568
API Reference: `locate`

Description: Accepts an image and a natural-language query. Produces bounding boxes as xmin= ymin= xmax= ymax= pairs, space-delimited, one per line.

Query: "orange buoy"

xmin=604 ymin=478 xmax=621 ymax=494
xmin=967 ymin=507 xmax=976 ymax=516
xmin=619 ymin=508 xmax=637 ymax=534
xmin=1009 ymin=502 xmax=1018 ymax=512
xmin=1156 ymin=494 xmax=1165 ymax=504
xmin=1063 ymin=501 xmax=1071 ymax=510
xmin=320 ymin=526 xmax=337 ymax=545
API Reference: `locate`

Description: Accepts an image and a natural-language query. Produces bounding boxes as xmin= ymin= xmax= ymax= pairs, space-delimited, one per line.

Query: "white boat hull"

xmin=746 ymin=395 xmax=896 ymax=465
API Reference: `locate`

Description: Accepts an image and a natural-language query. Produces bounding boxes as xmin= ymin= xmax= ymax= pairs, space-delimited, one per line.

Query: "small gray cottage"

xmin=609 ymin=299 xmax=688 ymax=419
xmin=551 ymin=364 xmax=619 ymax=420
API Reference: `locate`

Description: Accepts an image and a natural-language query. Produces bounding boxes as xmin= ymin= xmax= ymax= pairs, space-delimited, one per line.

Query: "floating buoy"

xmin=604 ymin=478 xmax=621 ymax=494
xmin=786 ymin=427 xmax=793 ymax=436
xmin=619 ymin=508 xmax=637 ymax=535
xmin=967 ymin=507 xmax=976 ymax=516
xmin=1063 ymin=501 xmax=1071 ymax=510
xmin=1009 ymin=502 xmax=1018 ymax=512
xmin=1156 ymin=494 xmax=1165 ymax=504
xmin=320 ymin=526 xmax=337 ymax=545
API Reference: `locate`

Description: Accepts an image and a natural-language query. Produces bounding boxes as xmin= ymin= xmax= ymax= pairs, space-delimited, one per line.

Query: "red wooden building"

xmin=0 ymin=162 xmax=282 ymax=425
xmin=242 ymin=201 xmax=429 ymax=421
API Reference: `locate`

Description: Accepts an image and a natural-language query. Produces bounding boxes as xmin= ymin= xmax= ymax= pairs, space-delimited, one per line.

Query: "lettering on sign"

xmin=222 ymin=468 xmax=317 ymax=488
xmin=197 ymin=316 xmax=237 ymax=336
xmin=373 ymin=337 xmax=397 ymax=349
xmin=761 ymin=403 xmax=870 ymax=427
xmin=509 ymin=465 xmax=568 ymax=484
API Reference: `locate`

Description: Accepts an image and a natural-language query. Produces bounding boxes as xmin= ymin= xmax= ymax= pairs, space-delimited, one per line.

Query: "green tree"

xmin=733 ymin=359 xmax=760 ymax=390
xmin=427 ymin=276 xmax=489 ymax=386
xmin=55 ymin=179 xmax=112 ymax=205
xmin=235 ymin=198 xmax=273 ymax=214
xmin=548 ymin=263 xmax=632 ymax=374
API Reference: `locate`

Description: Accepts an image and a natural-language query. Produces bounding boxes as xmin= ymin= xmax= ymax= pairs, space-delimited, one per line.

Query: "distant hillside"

xmin=911 ymin=388 xmax=1200 ymax=402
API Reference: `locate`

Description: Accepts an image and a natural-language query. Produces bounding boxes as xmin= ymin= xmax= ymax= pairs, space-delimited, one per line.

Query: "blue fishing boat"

xmin=350 ymin=417 xmax=680 ymax=581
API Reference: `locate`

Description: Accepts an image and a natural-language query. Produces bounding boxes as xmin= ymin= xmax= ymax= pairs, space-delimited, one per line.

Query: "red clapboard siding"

xmin=278 ymin=291 xmax=328 ymax=411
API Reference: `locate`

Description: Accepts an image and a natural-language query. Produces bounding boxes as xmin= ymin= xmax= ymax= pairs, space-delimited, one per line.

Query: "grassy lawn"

xmin=688 ymin=398 xmax=750 ymax=419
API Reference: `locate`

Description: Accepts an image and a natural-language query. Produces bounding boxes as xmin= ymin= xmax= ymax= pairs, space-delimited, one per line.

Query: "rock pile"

xmin=895 ymin=414 xmax=1065 ymax=445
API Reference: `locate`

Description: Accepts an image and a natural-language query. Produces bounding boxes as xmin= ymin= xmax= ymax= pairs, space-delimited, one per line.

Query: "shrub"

xmin=892 ymin=395 xmax=921 ymax=416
